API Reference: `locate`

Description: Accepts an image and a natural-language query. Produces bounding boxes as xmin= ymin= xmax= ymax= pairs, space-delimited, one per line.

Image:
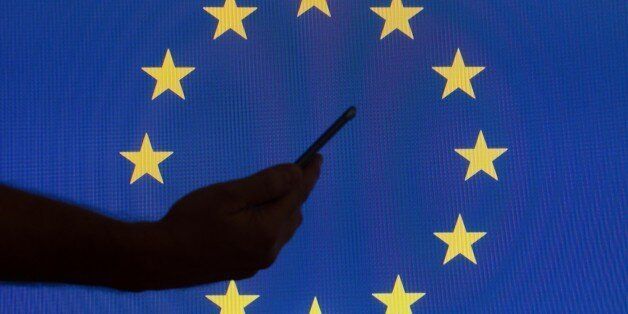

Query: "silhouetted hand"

xmin=147 ymin=155 xmax=323 ymax=289
xmin=0 ymin=155 xmax=322 ymax=291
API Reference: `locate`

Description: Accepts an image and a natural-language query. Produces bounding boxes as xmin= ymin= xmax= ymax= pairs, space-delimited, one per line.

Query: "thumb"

xmin=221 ymin=164 xmax=303 ymax=208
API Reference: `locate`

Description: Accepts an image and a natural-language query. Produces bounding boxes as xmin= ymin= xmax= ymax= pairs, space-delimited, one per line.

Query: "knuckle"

xmin=257 ymin=251 xmax=277 ymax=270
xmin=234 ymin=270 xmax=258 ymax=280
xmin=289 ymin=209 xmax=303 ymax=227
xmin=257 ymin=228 xmax=277 ymax=251
xmin=246 ymin=223 xmax=275 ymax=254
xmin=248 ymin=229 xmax=278 ymax=269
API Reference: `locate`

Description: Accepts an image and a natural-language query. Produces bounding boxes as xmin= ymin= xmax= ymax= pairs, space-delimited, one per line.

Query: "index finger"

xmin=220 ymin=163 xmax=303 ymax=209
xmin=259 ymin=154 xmax=322 ymax=224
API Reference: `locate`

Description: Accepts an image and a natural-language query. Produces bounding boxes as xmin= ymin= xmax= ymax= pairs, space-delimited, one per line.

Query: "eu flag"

xmin=0 ymin=0 xmax=624 ymax=312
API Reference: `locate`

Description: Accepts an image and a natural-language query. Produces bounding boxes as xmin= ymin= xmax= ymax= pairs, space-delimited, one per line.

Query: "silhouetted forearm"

xmin=0 ymin=158 xmax=321 ymax=291
xmin=0 ymin=185 xmax=165 ymax=290
xmin=0 ymin=185 xmax=263 ymax=291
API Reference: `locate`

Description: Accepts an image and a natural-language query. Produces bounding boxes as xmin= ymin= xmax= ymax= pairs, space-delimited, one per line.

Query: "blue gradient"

xmin=0 ymin=0 xmax=625 ymax=312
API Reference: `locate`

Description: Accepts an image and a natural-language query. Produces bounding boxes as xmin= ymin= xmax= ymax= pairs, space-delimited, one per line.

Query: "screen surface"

xmin=0 ymin=0 xmax=624 ymax=312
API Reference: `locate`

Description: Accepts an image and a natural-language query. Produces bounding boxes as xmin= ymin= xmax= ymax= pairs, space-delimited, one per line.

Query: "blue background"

xmin=0 ymin=0 xmax=625 ymax=312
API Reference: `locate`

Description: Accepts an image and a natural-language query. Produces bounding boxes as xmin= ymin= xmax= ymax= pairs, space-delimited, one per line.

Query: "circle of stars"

xmin=117 ymin=0 xmax=509 ymax=312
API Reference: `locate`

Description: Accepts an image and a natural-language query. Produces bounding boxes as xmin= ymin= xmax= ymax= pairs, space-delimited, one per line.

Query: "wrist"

xmin=111 ymin=221 xmax=174 ymax=291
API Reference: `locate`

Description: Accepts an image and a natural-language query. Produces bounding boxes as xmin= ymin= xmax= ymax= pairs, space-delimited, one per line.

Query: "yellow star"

xmin=373 ymin=275 xmax=425 ymax=314
xmin=432 ymin=49 xmax=485 ymax=99
xmin=455 ymin=131 xmax=507 ymax=181
xmin=120 ymin=134 xmax=173 ymax=184
xmin=205 ymin=280 xmax=259 ymax=314
xmin=204 ymin=0 xmax=257 ymax=39
xmin=371 ymin=0 xmax=423 ymax=39
xmin=141 ymin=49 xmax=195 ymax=100
xmin=434 ymin=215 xmax=486 ymax=265
xmin=309 ymin=297 xmax=322 ymax=314
xmin=298 ymin=0 xmax=331 ymax=17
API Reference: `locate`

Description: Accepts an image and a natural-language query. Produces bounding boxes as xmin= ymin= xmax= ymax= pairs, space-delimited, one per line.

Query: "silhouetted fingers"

xmin=260 ymin=155 xmax=322 ymax=225
xmin=299 ymin=154 xmax=323 ymax=203
xmin=219 ymin=164 xmax=303 ymax=209
xmin=276 ymin=207 xmax=304 ymax=248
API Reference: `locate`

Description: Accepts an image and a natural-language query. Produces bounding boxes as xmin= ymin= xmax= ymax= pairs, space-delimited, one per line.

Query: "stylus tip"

xmin=344 ymin=106 xmax=357 ymax=120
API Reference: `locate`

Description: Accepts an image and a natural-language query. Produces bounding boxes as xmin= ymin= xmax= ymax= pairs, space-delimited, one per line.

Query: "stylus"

xmin=295 ymin=106 xmax=357 ymax=168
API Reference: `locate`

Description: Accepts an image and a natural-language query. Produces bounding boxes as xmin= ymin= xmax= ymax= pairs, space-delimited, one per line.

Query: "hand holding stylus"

xmin=0 ymin=107 xmax=353 ymax=291
xmin=157 ymin=156 xmax=322 ymax=290
xmin=0 ymin=156 xmax=322 ymax=291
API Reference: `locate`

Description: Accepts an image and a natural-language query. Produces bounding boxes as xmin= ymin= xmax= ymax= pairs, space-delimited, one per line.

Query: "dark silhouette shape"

xmin=296 ymin=106 xmax=355 ymax=167
xmin=0 ymin=154 xmax=322 ymax=291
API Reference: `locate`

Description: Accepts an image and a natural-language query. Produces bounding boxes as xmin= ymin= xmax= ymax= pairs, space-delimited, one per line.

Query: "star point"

xmin=142 ymin=49 xmax=195 ymax=100
xmin=455 ymin=131 xmax=507 ymax=180
xmin=433 ymin=49 xmax=485 ymax=99
xmin=309 ymin=297 xmax=322 ymax=314
xmin=119 ymin=134 xmax=173 ymax=184
xmin=434 ymin=215 xmax=486 ymax=264
xmin=205 ymin=280 xmax=259 ymax=314
xmin=371 ymin=0 xmax=423 ymax=39
xmin=298 ymin=0 xmax=331 ymax=17
xmin=373 ymin=275 xmax=425 ymax=313
xmin=204 ymin=0 xmax=257 ymax=40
